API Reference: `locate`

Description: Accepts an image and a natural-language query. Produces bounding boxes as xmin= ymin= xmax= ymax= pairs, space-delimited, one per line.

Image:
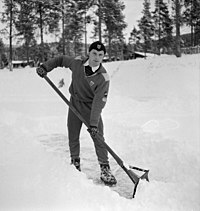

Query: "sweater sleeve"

xmin=42 ymin=56 xmax=74 ymax=72
xmin=90 ymin=73 xmax=110 ymax=127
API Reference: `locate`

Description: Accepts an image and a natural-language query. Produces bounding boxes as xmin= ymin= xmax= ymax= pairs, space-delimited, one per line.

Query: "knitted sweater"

xmin=42 ymin=55 xmax=110 ymax=127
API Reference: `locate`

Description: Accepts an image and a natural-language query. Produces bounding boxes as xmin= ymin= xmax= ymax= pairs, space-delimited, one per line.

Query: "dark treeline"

xmin=129 ymin=0 xmax=200 ymax=58
xmin=0 ymin=0 xmax=200 ymax=70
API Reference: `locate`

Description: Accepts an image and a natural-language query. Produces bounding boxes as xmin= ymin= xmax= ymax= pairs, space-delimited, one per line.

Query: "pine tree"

xmin=129 ymin=27 xmax=141 ymax=53
xmin=78 ymin=0 xmax=93 ymax=56
xmin=1 ymin=0 xmax=18 ymax=71
xmin=14 ymin=0 xmax=35 ymax=63
xmin=33 ymin=0 xmax=60 ymax=62
xmin=103 ymin=0 xmax=126 ymax=59
xmin=0 ymin=39 xmax=8 ymax=68
xmin=183 ymin=0 xmax=200 ymax=46
xmin=152 ymin=0 xmax=173 ymax=54
xmin=171 ymin=0 xmax=183 ymax=57
xmin=138 ymin=0 xmax=154 ymax=55
xmin=92 ymin=0 xmax=126 ymax=60
xmin=175 ymin=0 xmax=182 ymax=57
xmin=65 ymin=1 xmax=86 ymax=56
xmin=56 ymin=0 xmax=86 ymax=56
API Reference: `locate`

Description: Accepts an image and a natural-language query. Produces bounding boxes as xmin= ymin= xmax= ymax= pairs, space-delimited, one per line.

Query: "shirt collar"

xmin=84 ymin=60 xmax=100 ymax=72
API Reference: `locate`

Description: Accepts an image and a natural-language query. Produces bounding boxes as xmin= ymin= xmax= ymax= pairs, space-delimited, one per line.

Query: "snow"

xmin=0 ymin=54 xmax=199 ymax=211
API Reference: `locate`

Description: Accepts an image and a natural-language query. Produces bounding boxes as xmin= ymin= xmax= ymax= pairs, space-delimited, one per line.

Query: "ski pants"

xmin=67 ymin=97 xmax=109 ymax=164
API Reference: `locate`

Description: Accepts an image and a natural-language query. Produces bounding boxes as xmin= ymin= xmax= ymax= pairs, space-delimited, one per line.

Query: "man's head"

xmin=88 ymin=41 xmax=106 ymax=67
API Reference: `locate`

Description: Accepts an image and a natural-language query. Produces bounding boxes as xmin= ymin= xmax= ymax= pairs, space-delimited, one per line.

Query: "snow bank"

xmin=0 ymin=54 xmax=199 ymax=210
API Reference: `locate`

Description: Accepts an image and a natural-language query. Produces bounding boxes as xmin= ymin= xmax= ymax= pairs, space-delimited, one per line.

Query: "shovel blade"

xmin=127 ymin=168 xmax=150 ymax=198
xmin=140 ymin=170 xmax=149 ymax=182
xmin=127 ymin=169 xmax=140 ymax=184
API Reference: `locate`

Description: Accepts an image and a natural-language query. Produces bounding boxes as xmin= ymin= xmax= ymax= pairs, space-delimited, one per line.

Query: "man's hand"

xmin=36 ymin=65 xmax=47 ymax=78
xmin=87 ymin=126 xmax=98 ymax=138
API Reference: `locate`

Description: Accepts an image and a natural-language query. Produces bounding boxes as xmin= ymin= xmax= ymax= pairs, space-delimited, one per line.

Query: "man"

xmin=36 ymin=41 xmax=117 ymax=185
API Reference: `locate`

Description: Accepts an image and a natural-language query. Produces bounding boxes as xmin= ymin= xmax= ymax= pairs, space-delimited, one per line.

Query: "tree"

xmin=14 ymin=0 xmax=35 ymax=63
xmin=173 ymin=0 xmax=183 ymax=57
xmin=97 ymin=0 xmax=102 ymax=42
xmin=183 ymin=0 xmax=200 ymax=46
xmin=33 ymin=0 xmax=60 ymax=62
xmin=129 ymin=27 xmax=141 ymax=52
xmin=138 ymin=0 xmax=154 ymax=55
xmin=91 ymin=0 xmax=126 ymax=59
xmin=152 ymin=0 xmax=173 ymax=54
xmin=103 ymin=0 xmax=126 ymax=59
xmin=56 ymin=0 xmax=86 ymax=56
xmin=55 ymin=0 xmax=79 ymax=55
xmin=1 ymin=0 xmax=18 ymax=71
xmin=0 ymin=39 xmax=8 ymax=68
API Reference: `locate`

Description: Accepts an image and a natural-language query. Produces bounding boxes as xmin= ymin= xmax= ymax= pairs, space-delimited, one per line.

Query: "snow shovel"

xmin=44 ymin=75 xmax=149 ymax=198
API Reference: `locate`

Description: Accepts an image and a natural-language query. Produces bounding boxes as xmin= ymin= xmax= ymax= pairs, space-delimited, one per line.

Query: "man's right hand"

xmin=36 ymin=65 xmax=47 ymax=78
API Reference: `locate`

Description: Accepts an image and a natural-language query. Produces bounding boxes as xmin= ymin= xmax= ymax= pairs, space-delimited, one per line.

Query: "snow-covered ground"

xmin=0 ymin=54 xmax=199 ymax=211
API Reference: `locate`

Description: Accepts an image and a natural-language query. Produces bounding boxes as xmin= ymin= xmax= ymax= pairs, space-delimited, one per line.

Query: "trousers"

xmin=67 ymin=97 xmax=109 ymax=164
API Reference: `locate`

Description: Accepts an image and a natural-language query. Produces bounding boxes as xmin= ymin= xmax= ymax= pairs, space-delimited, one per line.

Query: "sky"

xmin=122 ymin=0 xmax=144 ymax=39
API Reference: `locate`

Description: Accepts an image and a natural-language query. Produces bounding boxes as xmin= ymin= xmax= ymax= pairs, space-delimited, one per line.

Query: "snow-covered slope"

xmin=0 ymin=54 xmax=199 ymax=211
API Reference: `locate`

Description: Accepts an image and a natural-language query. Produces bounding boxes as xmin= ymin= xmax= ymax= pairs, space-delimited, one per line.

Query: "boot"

xmin=71 ymin=158 xmax=81 ymax=171
xmin=100 ymin=164 xmax=117 ymax=185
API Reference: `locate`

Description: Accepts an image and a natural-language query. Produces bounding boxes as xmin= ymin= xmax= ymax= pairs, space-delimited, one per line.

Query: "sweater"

xmin=42 ymin=55 xmax=110 ymax=127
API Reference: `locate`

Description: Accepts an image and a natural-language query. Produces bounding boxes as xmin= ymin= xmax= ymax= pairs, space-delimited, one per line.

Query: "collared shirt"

xmin=84 ymin=60 xmax=100 ymax=77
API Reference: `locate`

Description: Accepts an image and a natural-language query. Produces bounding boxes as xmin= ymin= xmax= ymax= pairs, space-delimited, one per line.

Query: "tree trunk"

xmin=158 ymin=3 xmax=161 ymax=55
xmin=9 ymin=0 xmax=13 ymax=71
xmin=175 ymin=0 xmax=181 ymax=57
xmin=84 ymin=11 xmax=87 ymax=56
xmin=98 ymin=0 xmax=102 ymax=42
xmin=191 ymin=0 xmax=194 ymax=47
xmin=108 ymin=30 xmax=111 ymax=61
xmin=62 ymin=0 xmax=65 ymax=55
xmin=191 ymin=25 xmax=194 ymax=47
xmin=39 ymin=3 xmax=44 ymax=62
xmin=26 ymin=41 xmax=30 ymax=64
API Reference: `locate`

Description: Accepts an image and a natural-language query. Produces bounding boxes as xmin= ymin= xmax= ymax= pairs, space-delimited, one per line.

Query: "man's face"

xmin=88 ymin=49 xmax=105 ymax=67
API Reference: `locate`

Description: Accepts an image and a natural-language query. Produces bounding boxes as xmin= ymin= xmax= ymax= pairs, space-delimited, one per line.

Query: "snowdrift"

xmin=0 ymin=54 xmax=199 ymax=211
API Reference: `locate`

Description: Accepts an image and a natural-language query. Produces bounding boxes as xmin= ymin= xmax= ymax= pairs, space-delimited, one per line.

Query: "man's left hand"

xmin=87 ymin=126 xmax=98 ymax=138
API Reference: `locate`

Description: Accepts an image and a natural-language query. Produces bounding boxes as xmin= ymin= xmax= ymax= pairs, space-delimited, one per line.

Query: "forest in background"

xmin=0 ymin=0 xmax=200 ymax=70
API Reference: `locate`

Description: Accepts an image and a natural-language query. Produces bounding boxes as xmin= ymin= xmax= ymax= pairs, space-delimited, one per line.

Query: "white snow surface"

xmin=0 ymin=54 xmax=199 ymax=211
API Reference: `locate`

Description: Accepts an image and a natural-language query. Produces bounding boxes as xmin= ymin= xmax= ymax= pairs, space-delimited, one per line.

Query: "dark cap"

xmin=89 ymin=41 xmax=106 ymax=54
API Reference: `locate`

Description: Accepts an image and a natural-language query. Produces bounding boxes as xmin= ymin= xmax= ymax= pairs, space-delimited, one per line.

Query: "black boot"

xmin=71 ymin=158 xmax=81 ymax=171
xmin=100 ymin=164 xmax=117 ymax=185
